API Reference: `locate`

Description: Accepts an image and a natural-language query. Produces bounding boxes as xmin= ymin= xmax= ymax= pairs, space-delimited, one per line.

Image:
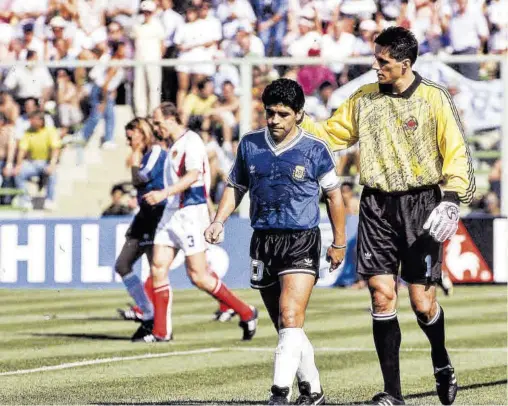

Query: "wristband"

xmin=212 ymin=220 xmax=224 ymax=228
xmin=331 ymin=243 xmax=346 ymax=249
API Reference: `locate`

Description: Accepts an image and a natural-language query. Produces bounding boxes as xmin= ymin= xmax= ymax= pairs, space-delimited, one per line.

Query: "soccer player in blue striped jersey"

xmin=114 ymin=118 xmax=168 ymax=341
xmin=205 ymin=79 xmax=347 ymax=405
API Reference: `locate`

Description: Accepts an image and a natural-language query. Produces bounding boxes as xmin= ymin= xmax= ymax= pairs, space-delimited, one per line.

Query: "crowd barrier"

xmin=0 ymin=215 xmax=505 ymax=289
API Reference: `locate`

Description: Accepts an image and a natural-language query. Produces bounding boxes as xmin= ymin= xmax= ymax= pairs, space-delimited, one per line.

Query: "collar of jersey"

xmin=378 ymin=71 xmax=422 ymax=99
xmin=264 ymin=127 xmax=303 ymax=156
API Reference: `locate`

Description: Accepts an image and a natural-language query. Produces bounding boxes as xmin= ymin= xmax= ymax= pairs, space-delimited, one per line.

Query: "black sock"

xmin=372 ymin=313 xmax=402 ymax=400
xmin=417 ymin=304 xmax=450 ymax=370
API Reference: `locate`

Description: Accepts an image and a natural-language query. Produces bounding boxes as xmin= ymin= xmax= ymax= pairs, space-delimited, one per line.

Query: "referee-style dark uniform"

xmin=300 ymin=72 xmax=475 ymax=283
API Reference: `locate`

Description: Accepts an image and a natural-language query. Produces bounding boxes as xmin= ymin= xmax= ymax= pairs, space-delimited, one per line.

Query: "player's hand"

xmin=143 ymin=190 xmax=167 ymax=206
xmin=204 ymin=221 xmax=225 ymax=244
xmin=326 ymin=244 xmax=346 ymax=272
xmin=423 ymin=201 xmax=459 ymax=243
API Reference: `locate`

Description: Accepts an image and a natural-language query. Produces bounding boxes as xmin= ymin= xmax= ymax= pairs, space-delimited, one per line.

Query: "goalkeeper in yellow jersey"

xmin=300 ymin=26 xmax=475 ymax=406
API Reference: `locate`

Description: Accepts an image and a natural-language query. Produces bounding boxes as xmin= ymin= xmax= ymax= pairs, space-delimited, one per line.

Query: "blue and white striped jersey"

xmin=138 ymin=145 xmax=167 ymax=207
xmin=228 ymin=128 xmax=340 ymax=230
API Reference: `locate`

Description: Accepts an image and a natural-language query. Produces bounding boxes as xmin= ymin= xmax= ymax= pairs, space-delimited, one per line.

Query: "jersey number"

xmin=187 ymin=236 xmax=195 ymax=248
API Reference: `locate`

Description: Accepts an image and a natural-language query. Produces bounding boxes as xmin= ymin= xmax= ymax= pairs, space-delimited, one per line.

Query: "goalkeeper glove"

xmin=423 ymin=200 xmax=460 ymax=243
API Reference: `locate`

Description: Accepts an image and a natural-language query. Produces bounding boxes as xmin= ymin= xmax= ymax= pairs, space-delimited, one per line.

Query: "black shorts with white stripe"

xmin=249 ymin=227 xmax=321 ymax=289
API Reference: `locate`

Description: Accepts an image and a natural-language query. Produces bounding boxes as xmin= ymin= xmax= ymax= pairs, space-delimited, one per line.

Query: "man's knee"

xmin=411 ymin=296 xmax=436 ymax=321
xmin=151 ymin=258 xmax=169 ymax=284
xmin=369 ymin=282 xmax=397 ymax=314
xmin=279 ymin=306 xmax=303 ymax=329
xmin=114 ymin=257 xmax=131 ymax=277
xmin=187 ymin=267 xmax=207 ymax=290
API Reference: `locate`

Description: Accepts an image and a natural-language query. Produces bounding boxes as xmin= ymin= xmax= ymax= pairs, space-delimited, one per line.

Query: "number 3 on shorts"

xmin=187 ymin=236 xmax=195 ymax=248
xmin=250 ymin=259 xmax=264 ymax=282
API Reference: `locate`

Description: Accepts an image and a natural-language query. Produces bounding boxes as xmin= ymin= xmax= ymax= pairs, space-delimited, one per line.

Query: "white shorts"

xmin=176 ymin=48 xmax=216 ymax=76
xmin=154 ymin=204 xmax=210 ymax=256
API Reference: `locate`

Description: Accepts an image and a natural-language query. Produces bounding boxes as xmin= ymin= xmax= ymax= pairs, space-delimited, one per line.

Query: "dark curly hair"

xmin=374 ymin=26 xmax=418 ymax=66
xmin=262 ymin=78 xmax=305 ymax=113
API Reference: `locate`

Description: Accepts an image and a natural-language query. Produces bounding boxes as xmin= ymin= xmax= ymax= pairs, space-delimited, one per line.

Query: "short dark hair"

xmin=374 ymin=26 xmax=418 ymax=66
xmin=318 ymin=81 xmax=333 ymax=92
xmin=197 ymin=77 xmax=213 ymax=91
xmin=158 ymin=101 xmax=181 ymax=124
xmin=262 ymin=78 xmax=305 ymax=113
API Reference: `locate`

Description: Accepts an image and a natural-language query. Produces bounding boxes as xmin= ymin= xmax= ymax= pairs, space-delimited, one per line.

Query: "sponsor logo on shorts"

xmin=364 ymin=252 xmax=372 ymax=260
xmin=303 ymin=258 xmax=313 ymax=266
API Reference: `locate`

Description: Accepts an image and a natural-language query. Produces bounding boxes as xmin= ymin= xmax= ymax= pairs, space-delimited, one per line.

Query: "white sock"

xmin=273 ymin=328 xmax=304 ymax=400
xmin=122 ymin=272 xmax=154 ymax=320
xmin=296 ymin=332 xmax=321 ymax=394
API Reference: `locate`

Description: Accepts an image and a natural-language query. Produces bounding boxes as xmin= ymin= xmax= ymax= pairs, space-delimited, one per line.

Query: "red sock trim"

xmin=144 ymin=276 xmax=154 ymax=304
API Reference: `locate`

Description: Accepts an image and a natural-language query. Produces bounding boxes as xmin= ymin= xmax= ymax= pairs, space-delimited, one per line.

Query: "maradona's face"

xmin=265 ymin=103 xmax=302 ymax=142
xmin=372 ymin=44 xmax=405 ymax=84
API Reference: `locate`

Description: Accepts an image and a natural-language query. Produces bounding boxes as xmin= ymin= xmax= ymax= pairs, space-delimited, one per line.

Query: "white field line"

xmin=0 ymin=348 xmax=221 ymax=376
xmin=1 ymin=346 xmax=506 ymax=377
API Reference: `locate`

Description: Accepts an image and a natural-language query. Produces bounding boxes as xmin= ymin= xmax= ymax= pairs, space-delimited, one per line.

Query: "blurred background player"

xmin=138 ymin=102 xmax=258 ymax=342
xmin=114 ymin=117 xmax=168 ymax=341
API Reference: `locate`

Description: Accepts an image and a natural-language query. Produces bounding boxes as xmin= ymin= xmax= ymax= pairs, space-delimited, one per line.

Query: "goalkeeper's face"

xmin=372 ymin=44 xmax=408 ymax=85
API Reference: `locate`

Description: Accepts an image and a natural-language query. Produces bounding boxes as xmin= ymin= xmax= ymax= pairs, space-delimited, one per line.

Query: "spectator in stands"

xmin=349 ymin=19 xmax=377 ymax=79
xmin=131 ymin=0 xmax=166 ymax=117
xmin=217 ymin=0 xmax=256 ymax=40
xmin=296 ymin=47 xmax=336 ymax=96
xmin=484 ymin=191 xmax=501 ymax=216
xmin=339 ymin=0 xmax=377 ymax=20
xmin=78 ymin=0 xmax=107 ymax=39
xmin=19 ymin=23 xmax=45 ymax=60
xmin=181 ymin=76 xmax=217 ymax=128
xmin=0 ymin=91 xmax=20 ymax=128
xmin=486 ymin=0 xmax=508 ymax=54
xmin=252 ymin=0 xmax=288 ymax=56
xmin=82 ymin=40 xmax=127 ymax=148
xmin=14 ymin=110 xmax=61 ymax=210
xmin=284 ymin=9 xmax=322 ymax=57
xmin=0 ymin=112 xmax=17 ymax=196
xmin=158 ymin=0 xmax=184 ymax=104
xmin=102 ymin=184 xmax=133 ymax=216
xmin=304 ymin=80 xmax=334 ymax=121
xmin=106 ymin=0 xmax=140 ymax=30
xmin=15 ymin=98 xmax=56 ymax=141
xmin=321 ymin=19 xmax=356 ymax=84
xmin=208 ymin=80 xmax=239 ymax=154
xmin=442 ymin=0 xmax=489 ymax=80
xmin=56 ymin=69 xmax=83 ymax=138
xmin=3 ymin=50 xmax=54 ymax=108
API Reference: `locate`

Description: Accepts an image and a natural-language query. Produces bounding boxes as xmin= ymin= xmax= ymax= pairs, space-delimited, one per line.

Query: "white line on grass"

xmin=1 ymin=346 xmax=506 ymax=377
xmin=0 ymin=348 xmax=221 ymax=377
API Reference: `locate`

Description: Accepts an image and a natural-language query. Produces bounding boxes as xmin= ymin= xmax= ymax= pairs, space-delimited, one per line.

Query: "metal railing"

xmin=1 ymin=54 xmax=506 ymax=216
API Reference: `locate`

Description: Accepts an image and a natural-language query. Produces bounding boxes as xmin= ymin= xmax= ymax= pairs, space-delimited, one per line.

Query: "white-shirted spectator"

xmin=158 ymin=0 xmax=185 ymax=48
xmin=19 ymin=23 xmax=45 ymax=60
xmin=3 ymin=50 xmax=53 ymax=104
xmin=442 ymin=0 xmax=489 ymax=79
xmin=223 ymin=21 xmax=265 ymax=57
xmin=174 ymin=6 xmax=216 ymax=108
xmin=486 ymin=0 xmax=508 ymax=54
xmin=55 ymin=69 xmax=82 ymax=135
xmin=11 ymin=0 xmax=48 ymax=38
xmin=78 ymin=0 xmax=107 ymax=36
xmin=216 ymin=0 xmax=256 ymax=39
xmin=284 ymin=9 xmax=322 ymax=57
xmin=106 ymin=0 xmax=140 ymax=32
xmin=321 ymin=19 xmax=356 ymax=76
xmin=339 ymin=0 xmax=377 ymax=19
xmin=313 ymin=0 xmax=342 ymax=30
xmin=198 ymin=1 xmax=223 ymax=58
xmin=131 ymin=0 xmax=165 ymax=117
xmin=304 ymin=80 xmax=334 ymax=121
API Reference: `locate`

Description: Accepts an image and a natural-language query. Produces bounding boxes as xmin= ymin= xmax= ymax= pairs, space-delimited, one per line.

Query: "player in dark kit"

xmin=205 ymin=79 xmax=346 ymax=405
xmin=300 ymin=27 xmax=475 ymax=405
xmin=114 ymin=117 xmax=168 ymax=341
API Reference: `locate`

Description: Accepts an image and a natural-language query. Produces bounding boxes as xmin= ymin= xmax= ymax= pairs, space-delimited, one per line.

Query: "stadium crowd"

xmin=0 ymin=0 xmax=505 ymax=211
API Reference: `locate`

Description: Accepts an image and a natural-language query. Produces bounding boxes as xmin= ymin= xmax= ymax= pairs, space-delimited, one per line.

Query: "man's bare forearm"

xmin=213 ymin=186 xmax=245 ymax=224
xmin=326 ymin=187 xmax=346 ymax=246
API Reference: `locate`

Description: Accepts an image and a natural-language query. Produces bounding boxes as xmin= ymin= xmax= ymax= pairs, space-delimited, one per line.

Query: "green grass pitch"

xmin=0 ymin=285 xmax=506 ymax=405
